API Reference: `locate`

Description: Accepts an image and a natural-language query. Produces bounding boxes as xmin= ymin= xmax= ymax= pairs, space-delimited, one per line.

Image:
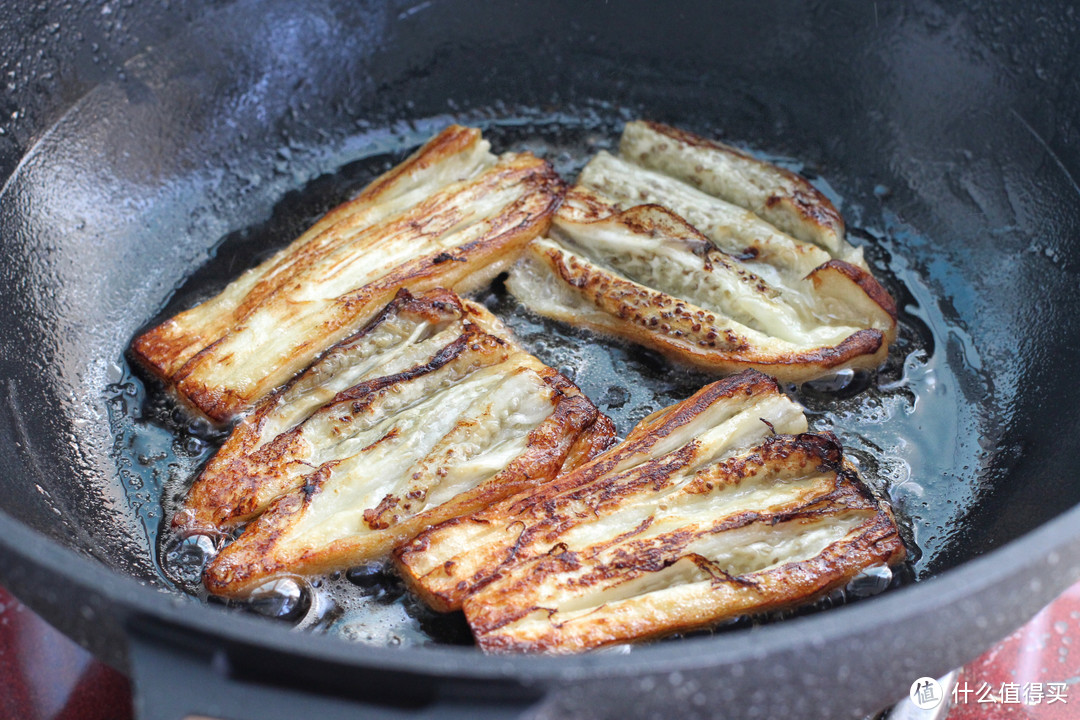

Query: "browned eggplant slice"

xmin=618 ymin=120 xmax=853 ymax=263
xmin=133 ymin=125 xmax=564 ymax=422
xmin=506 ymin=184 xmax=895 ymax=383
xmin=506 ymin=121 xmax=896 ymax=383
xmin=395 ymin=370 xmax=808 ymax=611
xmin=199 ymin=289 xmax=614 ymax=598
xmin=394 ymin=370 xmax=904 ymax=652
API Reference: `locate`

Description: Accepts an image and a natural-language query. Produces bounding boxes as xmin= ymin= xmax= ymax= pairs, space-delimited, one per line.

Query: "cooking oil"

xmin=105 ymin=106 xmax=997 ymax=648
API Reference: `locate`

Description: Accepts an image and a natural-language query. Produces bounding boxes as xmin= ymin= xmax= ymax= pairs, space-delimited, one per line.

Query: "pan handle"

xmin=126 ymin=616 xmax=547 ymax=720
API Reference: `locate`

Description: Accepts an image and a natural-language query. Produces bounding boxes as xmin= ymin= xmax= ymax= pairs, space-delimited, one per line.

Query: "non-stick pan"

xmin=2 ymin=1 xmax=1080 ymax=718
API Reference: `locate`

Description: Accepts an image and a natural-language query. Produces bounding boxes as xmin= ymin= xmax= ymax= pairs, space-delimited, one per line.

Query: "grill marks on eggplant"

xmin=133 ymin=125 xmax=564 ymax=422
xmin=395 ymin=370 xmax=904 ymax=652
xmin=506 ymin=121 xmax=897 ymax=383
xmin=194 ymin=289 xmax=614 ymax=598
xmin=137 ymin=122 xmax=911 ymax=652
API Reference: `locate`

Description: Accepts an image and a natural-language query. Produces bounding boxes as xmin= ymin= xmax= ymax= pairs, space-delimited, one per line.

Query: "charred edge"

xmin=784 ymin=432 xmax=845 ymax=472
xmin=472 ymin=554 xmax=584 ymax=635
xmin=561 ymin=196 xmax=714 ymax=253
xmin=790 ymin=329 xmax=884 ymax=368
xmin=179 ymin=155 xmax=556 ymax=418
xmin=398 ymin=388 xmax=602 ymax=602
xmin=550 ymin=500 xmax=871 ymax=599
xmin=541 ymin=248 xmax=752 ymax=352
xmin=683 ymin=433 xmax=843 ymax=494
xmin=509 ymin=437 xmax=696 ymax=523
xmin=209 ymin=287 xmax=462 ymax=436
xmin=745 ymin=510 xmax=905 ymax=599
xmin=584 ymin=516 xmax=654 ymax=558
xmin=359 ymin=125 xmax=482 ymax=203
xmin=172 ymin=373 xmax=249 ymax=424
xmin=549 ymin=244 xmax=888 ymax=370
xmin=505 ymin=370 xmax=778 ymax=512
xmin=449 ymin=168 xmax=565 ymax=259
xmin=135 ymin=130 xmax=474 ymax=375
xmin=330 ymin=162 xmax=562 ymax=312
xmin=486 ymin=393 xmax=604 ymax=519
xmin=129 ymin=322 xmax=186 ymax=382
xmin=327 ymin=329 xmax=483 ymax=406
xmin=685 ymin=553 xmax=758 ymax=588
xmin=334 ymin=287 xmax=464 ymax=349
xmin=540 ymin=371 xmax=582 ymax=399
xmin=812 ymin=259 xmax=898 ymax=320
xmin=202 ymin=462 xmax=337 ymax=594
xmin=763 ymin=188 xmax=846 ymax=237
xmin=364 ymin=494 xmax=400 ymax=530
xmin=641 ymin=120 xmax=760 ymax=163
xmin=643 ymin=370 xmax=780 ymax=437
xmin=475 ymin=511 xmax=901 ymax=653
xmin=462 ymin=391 xmax=601 ymax=516
xmin=562 ymin=414 xmax=619 ymax=469
xmin=559 ymin=185 xmax=615 ymax=222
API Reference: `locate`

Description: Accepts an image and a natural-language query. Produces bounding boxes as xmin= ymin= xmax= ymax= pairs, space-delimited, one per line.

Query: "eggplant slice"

xmin=198 ymin=289 xmax=615 ymax=598
xmin=395 ymin=370 xmax=904 ymax=653
xmin=134 ymin=125 xmax=564 ymax=423
xmin=506 ymin=121 xmax=897 ymax=383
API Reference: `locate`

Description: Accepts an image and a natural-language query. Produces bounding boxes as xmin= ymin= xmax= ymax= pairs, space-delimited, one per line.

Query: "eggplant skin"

xmin=132 ymin=125 xmax=564 ymax=423
xmin=395 ymin=370 xmax=904 ymax=652
xmin=198 ymin=289 xmax=615 ymax=598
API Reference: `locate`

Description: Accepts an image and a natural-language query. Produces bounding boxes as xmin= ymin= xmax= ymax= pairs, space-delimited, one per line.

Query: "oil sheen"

xmin=104 ymin=107 xmax=999 ymax=649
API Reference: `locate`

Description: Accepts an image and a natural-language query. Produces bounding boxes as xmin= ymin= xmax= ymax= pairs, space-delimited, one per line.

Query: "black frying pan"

xmin=2 ymin=1 xmax=1080 ymax=718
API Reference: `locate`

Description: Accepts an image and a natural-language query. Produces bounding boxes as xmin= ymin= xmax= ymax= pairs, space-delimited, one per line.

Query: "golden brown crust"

xmin=460 ymin=431 xmax=904 ymax=653
xmin=131 ymin=126 xmax=485 ymax=381
xmin=523 ymin=237 xmax=888 ymax=382
xmin=632 ymin=121 xmax=846 ymax=251
xmin=471 ymin=504 xmax=903 ymax=653
xmin=192 ymin=287 xmax=614 ymax=598
xmin=133 ymin=127 xmax=564 ymax=423
xmin=509 ymin=161 xmax=895 ymax=383
xmin=809 ymin=259 xmax=899 ymax=322
xmin=559 ymin=414 xmax=618 ymax=475
xmin=202 ymin=380 xmax=608 ymax=597
xmin=395 ymin=370 xmax=904 ymax=651
xmin=394 ymin=371 xmax=795 ymax=611
xmin=172 ymin=288 xmax=478 ymax=535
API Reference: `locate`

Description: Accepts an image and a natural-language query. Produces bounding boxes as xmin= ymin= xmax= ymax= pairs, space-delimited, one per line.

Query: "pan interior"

xmin=1 ymin=0 xmax=1078 ymax=654
xmin=107 ymin=110 xmax=991 ymax=647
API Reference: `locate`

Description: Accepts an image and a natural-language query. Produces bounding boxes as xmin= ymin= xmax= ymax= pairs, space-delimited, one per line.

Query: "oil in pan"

xmin=104 ymin=107 xmax=999 ymax=649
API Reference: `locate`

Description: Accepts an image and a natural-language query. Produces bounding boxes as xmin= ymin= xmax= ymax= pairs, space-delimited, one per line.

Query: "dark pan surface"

xmin=135 ymin=112 xmax=972 ymax=642
xmin=1 ymin=1 xmax=1079 ymax=717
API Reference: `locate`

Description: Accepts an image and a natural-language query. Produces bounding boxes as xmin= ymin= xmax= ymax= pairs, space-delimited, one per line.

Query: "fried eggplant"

xmin=197 ymin=289 xmax=614 ymax=597
xmin=395 ymin=370 xmax=905 ymax=652
xmin=618 ymin=120 xmax=856 ymax=264
xmin=506 ymin=122 xmax=896 ymax=383
xmin=134 ymin=125 xmax=564 ymax=422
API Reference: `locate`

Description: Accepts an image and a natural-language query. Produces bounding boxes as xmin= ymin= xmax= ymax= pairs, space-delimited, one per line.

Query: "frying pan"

xmin=2 ymin=0 xmax=1080 ymax=718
